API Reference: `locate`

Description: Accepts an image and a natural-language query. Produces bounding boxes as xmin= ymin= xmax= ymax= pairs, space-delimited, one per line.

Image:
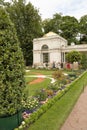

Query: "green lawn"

xmin=24 ymin=69 xmax=57 ymax=96
xmin=25 ymin=69 xmax=56 ymax=75
xmin=25 ymin=77 xmax=37 ymax=83
xmin=24 ymin=69 xmax=82 ymax=96
xmin=24 ymin=78 xmax=51 ymax=96
xmin=26 ymin=71 xmax=87 ymax=130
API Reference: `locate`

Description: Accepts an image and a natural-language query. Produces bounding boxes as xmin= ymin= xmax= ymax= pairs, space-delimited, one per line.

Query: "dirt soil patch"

xmin=29 ymin=74 xmax=44 ymax=84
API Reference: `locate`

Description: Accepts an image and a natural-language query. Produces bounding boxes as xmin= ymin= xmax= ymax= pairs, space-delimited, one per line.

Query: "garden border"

xmin=14 ymin=71 xmax=87 ymax=130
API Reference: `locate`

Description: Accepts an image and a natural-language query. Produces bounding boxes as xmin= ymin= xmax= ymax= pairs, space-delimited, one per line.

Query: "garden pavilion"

xmin=33 ymin=32 xmax=87 ymax=68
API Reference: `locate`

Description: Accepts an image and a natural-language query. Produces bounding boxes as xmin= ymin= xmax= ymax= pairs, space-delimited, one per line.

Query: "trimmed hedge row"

xmin=14 ymin=71 xmax=87 ymax=130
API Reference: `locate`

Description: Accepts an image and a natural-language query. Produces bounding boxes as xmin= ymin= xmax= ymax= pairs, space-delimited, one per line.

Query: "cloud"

xmin=28 ymin=0 xmax=87 ymax=20
xmin=56 ymin=0 xmax=87 ymax=19
xmin=28 ymin=0 xmax=62 ymax=19
xmin=5 ymin=0 xmax=87 ymax=20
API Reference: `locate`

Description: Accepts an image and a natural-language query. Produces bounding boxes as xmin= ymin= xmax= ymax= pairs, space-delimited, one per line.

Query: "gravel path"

xmin=25 ymin=75 xmax=56 ymax=83
xmin=61 ymin=86 xmax=87 ymax=130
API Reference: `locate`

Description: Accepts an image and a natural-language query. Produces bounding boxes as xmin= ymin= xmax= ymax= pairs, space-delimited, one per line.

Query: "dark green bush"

xmin=0 ymin=8 xmax=25 ymax=117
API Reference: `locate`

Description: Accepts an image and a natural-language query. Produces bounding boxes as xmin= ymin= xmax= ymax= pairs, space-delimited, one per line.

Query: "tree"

xmin=79 ymin=15 xmax=87 ymax=44
xmin=0 ymin=7 xmax=25 ymax=116
xmin=0 ymin=0 xmax=4 ymax=5
xmin=42 ymin=18 xmax=53 ymax=33
xmin=6 ymin=0 xmax=43 ymax=65
xmin=66 ymin=51 xmax=82 ymax=63
xmin=60 ymin=16 xmax=79 ymax=45
xmin=81 ymin=53 xmax=87 ymax=69
xmin=43 ymin=14 xmax=79 ymax=45
xmin=42 ymin=13 xmax=62 ymax=34
xmin=79 ymin=15 xmax=87 ymax=35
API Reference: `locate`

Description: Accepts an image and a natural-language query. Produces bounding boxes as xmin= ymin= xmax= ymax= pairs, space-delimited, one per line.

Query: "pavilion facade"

xmin=33 ymin=32 xmax=87 ymax=68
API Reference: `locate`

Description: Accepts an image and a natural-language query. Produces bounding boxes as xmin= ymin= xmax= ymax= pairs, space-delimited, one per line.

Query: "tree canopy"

xmin=5 ymin=0 xmax=43 ymax=65
xmin=43 ymin=14 xmax=79 ymax=45
xmin=66 ymin=51 xmax=82 ymax=63
xmin=79 ymin=15 xmax=87 ymax=44
xmin=1 ymin=0 xmax=87 ymax=65
xmin=43 ymin=13 xmax=62 ymax=34
xmin=60 ymin=16 xmax=79 ymax=45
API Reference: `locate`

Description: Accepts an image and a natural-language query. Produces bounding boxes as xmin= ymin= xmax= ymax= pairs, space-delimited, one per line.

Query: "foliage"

xmin=43 ymin=13 xmax=62 ymax=34
xmin=53 ymin=70 xmax=65 ymax=85
xmin=16 ymin=70 xmax=85 ymax=130
xmin=34 ymin=89 xmax=48 ymax=101
xmin=24 ymin=78 xmax=50 ymax=97
xmin=22 ymin=97 xmax=39 ymax=111
xmin=42 ymin=14 xmax=87 ymax=45
xmin=15 ymin=70 xmax=86 ymax=130
xmin=46 ymin=89 xmax=54 ymax=96
xmin=5 ymin=0 xmax=43 ymax=65
xmin=60 ymin=16 xmax=79 ymax=44
xmin=42 ymin=18 xmax=54 ymax=33
xmin=27 ymin=71 xmax=87 ymax=130
xmin=16 ymin=84 xmax=67 ymax=130
xmin=47 ymin=83 xmax=59 ymax=92
xmin=0 ymin=0 xmax=4 ymax=5
xmin=0 ymin=7 xmax=25 ymax=116
xmin=81 ymin=53 xmax=87 ymax=69
xmin=43 ymin=14 xmax=79 ymax=45
xmin=79 ymin=15 xmax=87 ymax=36
xmin=66 ymin=50 xmax=82 ymax=63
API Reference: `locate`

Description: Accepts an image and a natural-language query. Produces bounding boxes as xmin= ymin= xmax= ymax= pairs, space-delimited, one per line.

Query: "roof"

xmin=43 ymin=32 xmax=58 ymax=37
xmin=33 ymin=31 xmax=67 ymax=43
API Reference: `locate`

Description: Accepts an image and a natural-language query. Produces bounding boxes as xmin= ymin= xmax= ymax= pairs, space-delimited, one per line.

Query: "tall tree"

xmin=43 ymin=13 xmax=62 ymax=34
xmin=0 ymin=0 xmax=4 ymax=5
xmin=43 ymin=14 xmax=79 ymax=45
xmin=42 ymin=18 xmax=53 ymax=33
xmin=60 ymin=16 xmax=79 ymax=45
xmin=79 ymin=15 xmax=87 ymax=44
xmin=0 ymin=7 xmax=25 ymax=116
xmin=6 ymin=0 xmax=43 ymax=65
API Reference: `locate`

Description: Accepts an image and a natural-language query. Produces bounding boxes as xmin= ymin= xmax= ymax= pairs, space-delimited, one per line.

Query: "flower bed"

xmin=14 ymin=70 xmax=84 ymax=130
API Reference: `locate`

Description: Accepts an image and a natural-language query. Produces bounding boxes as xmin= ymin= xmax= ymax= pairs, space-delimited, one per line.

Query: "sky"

xmin=5 ymin=0 xmax=87 ymax=20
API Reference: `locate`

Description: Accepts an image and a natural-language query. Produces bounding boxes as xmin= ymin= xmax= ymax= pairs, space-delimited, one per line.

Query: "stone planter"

xmin=0 ymin=110 xmax=22 ymax=130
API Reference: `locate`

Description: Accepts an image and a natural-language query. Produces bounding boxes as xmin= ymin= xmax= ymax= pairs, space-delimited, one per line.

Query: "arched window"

xmin=41 ymin=45 xmax=49 ymax=63
xmin=42 ymin=45 xmax=48 ymax=51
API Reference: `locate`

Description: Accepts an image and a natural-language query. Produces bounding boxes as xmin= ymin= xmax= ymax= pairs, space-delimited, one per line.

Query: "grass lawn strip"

xmin=25 ymin=69 xmax=56 ymax=75
xmin=27 ymin=71 xmax=87 ymax=130
xmin=24 ymin=78 xmax=51 ymax=96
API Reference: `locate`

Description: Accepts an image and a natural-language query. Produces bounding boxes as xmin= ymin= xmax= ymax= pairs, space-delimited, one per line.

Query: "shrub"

xmin=34 ymin=89 xmax=48 ymax=101
xmin=81 ymin=53 xmax=87 ymax=69
xmin=0 ymin=8 xmax=25 ymax=117
xmin=53 ymin=70 xmax=63 ymax=80
xmin=47 ymin=83 xmax=59 ymax=92
xmin=66 ymin=50 xmax=82 ymax=63
xmin=46 ymin=89 xmax=54 ymax=96
xmin=53 ymin=70 xmax=65 ymax=85
xmin=22 ymin=97 xmax=39 ymax=112
xmin=15 ymin=71 xmax=86 ymax=130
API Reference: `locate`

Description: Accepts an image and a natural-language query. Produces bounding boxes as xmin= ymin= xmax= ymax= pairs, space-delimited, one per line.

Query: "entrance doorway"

xmin=43 ymin=53 xmax=49 ymax=63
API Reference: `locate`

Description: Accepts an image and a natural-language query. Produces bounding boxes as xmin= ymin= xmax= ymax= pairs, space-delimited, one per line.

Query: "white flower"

xmin=22 ymin=121 xmax=25 ymax=125
xmin=19 ymin=125 xmax=23 ymax=129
